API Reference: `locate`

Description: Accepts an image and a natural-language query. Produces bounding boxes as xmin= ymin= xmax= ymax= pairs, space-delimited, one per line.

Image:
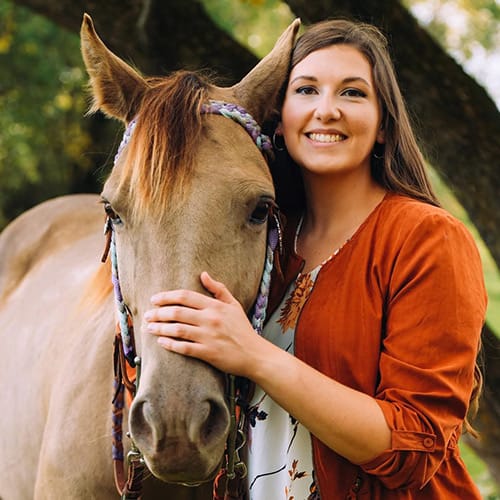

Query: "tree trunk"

xmin=464 ymin=325 xmax=500 ymax=486
xmin=13 ymin=0 xmax=258 ymax=79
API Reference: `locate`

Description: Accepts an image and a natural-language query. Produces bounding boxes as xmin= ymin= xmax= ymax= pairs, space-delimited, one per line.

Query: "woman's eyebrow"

xmin=289 ymin=75 xmax=371 ymax=87
xmin=289 ymin=75 xmax=318 ymax=85
xmin=342 ymin=76 xmax=371 ymax=87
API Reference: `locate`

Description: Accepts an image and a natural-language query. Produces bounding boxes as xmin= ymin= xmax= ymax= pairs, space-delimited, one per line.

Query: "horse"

xmin=0 ymin=14 xmax=299 ymax=499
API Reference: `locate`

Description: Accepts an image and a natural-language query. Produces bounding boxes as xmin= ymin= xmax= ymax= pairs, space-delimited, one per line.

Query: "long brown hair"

xmin=274 ymin=18 xmax=482 ymax=436
xmin=288 ymin=19 xmax=439 ymax=206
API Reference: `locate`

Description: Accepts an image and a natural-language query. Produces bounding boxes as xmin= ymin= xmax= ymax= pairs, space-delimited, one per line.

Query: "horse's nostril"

xmin=130 ymin=399 xmax=158 ymax=451
xmin=188 ymin=398 xmax=230 ymax=447
xmin=131 ymin=399 xmax=146 ymax=427
xmin=204 ymin=399 xmax=230 ymax=444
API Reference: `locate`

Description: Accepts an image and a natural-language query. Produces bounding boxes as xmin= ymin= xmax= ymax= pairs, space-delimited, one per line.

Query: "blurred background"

xmin=0 ymin=0 xmax=499 ymax=496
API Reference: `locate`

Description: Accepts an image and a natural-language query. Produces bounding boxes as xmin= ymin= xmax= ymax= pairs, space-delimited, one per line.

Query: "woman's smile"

xmin=306 ymin=131 xmax=347 ymax=144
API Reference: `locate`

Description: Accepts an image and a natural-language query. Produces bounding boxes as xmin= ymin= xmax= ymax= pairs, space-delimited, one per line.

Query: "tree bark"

xmin=13 ymin=0 xmax=500 ymax=486
xmin=464 ymin=324 xmax=500 ymax=486
xmin=13 ymin=0 xmax=258 ymax=79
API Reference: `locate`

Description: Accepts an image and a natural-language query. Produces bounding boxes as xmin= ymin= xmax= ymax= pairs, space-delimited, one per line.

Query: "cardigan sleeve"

xmin=360 ymin=211 xmax=487 ymax=489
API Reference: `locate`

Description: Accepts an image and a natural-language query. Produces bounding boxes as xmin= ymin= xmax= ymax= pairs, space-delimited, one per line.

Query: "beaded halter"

xmin=104 ymin=100 xmax=281 ymax=499
xmin=201 ymin=100 xmax=273 ymax=158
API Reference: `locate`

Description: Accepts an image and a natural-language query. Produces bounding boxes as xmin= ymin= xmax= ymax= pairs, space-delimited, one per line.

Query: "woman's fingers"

xmin=156 ymin=334 xmax=204 ymax=358
xmin=143 ymin=273 xmax=252 ymax=372
xmin=150 ymin=288 xmax=212 ymax=309
xmin=147 ymin=320 xmax=197 ymax=342
xmin=156 ymin=336 xmax=185 ymax=353
xmin=144 ymin=304 xmax=198 ymax=325
xmin=200 ymin=271 xmax=238 ymax=304
xmin=149 ymin=272 xmax=235 ymax=308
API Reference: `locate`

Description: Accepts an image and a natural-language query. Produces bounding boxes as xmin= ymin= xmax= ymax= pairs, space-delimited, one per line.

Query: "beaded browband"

xmin=201 ymin=100 xmax=273 ymax=158
xmin=115 ymin=100 xmax=272 ymax=164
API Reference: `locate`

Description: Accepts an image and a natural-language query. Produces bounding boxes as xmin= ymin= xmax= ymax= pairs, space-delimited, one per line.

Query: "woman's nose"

xmin=314 ymin=94 xmax=341 ymax=122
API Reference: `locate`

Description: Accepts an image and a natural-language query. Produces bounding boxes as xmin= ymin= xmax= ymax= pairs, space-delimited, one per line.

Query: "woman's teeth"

xmin=308 ymin=133 xmax=345 ymax=143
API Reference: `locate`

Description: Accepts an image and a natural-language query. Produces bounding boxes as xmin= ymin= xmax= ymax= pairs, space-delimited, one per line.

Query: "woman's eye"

xmin=342 ymin=88 xmax=366 ymax=98
xmin=296 ymin=86 xmax=317 ymax=95
xmin=250 ymin=200 xmax=272 ymax=225
xmin=104 ymin=202 xmax=122 ymax=225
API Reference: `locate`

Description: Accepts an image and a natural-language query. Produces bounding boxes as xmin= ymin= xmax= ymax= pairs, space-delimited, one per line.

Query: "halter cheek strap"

xmin=200 ymin=101 xmax=281 ymax=333
xmin=250 ymin=212 xmax=280 ymax=334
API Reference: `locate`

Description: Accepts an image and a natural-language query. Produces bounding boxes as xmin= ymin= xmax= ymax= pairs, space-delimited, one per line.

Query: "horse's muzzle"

xmin=129 ymin=391 xmax=230 ymax=483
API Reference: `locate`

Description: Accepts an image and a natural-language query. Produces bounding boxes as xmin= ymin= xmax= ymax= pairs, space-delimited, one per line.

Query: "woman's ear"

xmin=272 ymin=122 xmax=286 ymax=152
xmin=376 ymin=126 xmax=385 ymax=144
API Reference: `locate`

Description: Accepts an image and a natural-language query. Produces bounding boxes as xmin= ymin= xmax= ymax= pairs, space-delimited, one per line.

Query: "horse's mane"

xmin=78 ymin=256 xmax=113 ymax=311
xmin=116 ymin=70 xmax=212 ymax=221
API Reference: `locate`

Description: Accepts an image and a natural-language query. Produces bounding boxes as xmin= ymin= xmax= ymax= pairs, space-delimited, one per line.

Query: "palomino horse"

xmin=0 ymin=14 xmax=299 ymax=500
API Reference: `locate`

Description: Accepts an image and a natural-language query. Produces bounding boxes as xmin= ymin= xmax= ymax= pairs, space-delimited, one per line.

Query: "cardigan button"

xmin=423 ymin=437 xmax=434 ymax=448
xmin=352 ymin=476 xmax=363 ymax=492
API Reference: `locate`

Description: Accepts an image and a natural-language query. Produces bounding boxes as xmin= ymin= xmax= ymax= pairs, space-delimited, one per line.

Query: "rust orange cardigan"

xmin=267 ymin=193 xmax=487 ymax=499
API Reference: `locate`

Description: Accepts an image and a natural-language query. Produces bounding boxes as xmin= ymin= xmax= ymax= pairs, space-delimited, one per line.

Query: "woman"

xmin=144 ymin=19 xmax=487 ymax=499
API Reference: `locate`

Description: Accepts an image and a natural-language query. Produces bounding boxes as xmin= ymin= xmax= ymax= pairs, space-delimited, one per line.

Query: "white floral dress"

xmin=247 ymin=266 xmax=322 ymax=500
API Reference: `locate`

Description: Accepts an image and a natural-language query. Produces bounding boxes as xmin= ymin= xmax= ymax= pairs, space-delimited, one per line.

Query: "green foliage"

xmin=460 ymin=442 xmax=500 ymax=498
xmin=0 ymin=0 xmax=89 ymax=229
xmin=404 ymin=0 xmax=500 ymax=106
xmin=202 ymin=0 xmax=294 ymax=57
xmin=405 ymin=0 xmax=500 ymax=52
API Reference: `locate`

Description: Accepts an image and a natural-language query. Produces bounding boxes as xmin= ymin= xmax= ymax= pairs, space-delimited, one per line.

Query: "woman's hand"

xmin=144 ymin=271 xmax=268 ymax=376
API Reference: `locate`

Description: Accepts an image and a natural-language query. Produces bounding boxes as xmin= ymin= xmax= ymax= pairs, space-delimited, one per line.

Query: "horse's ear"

xmin=231 ymin=18 xmax=301 ymax=124
xmin=80 ymin=13 xmax=148 ymax=123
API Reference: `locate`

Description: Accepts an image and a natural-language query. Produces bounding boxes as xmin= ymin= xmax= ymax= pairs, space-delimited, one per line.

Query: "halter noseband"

xmin=104 ymin=100 xmax=280 ymax=499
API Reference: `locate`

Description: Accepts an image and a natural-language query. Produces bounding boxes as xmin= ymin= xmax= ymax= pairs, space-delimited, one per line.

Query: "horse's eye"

xmin=104 ymin=202 xmax=122 ymax=225
xmin=250 ymin=199 xmax=272 ymax=225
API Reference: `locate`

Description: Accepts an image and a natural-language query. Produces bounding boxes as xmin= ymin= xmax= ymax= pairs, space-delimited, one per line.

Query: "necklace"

xmin=294 ymin=215 xmax=352 ymax=277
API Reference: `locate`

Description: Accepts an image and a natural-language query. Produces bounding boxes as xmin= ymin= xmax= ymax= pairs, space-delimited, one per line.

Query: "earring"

xmin=272 ymin=132 xmax=286 ymax=152
xmin=372 ymin=144 xmax=385 ymax=160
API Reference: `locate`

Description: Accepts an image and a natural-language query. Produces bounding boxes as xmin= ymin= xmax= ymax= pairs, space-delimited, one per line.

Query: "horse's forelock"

xmin=117 ymin=71 xmax=211 ymax=221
